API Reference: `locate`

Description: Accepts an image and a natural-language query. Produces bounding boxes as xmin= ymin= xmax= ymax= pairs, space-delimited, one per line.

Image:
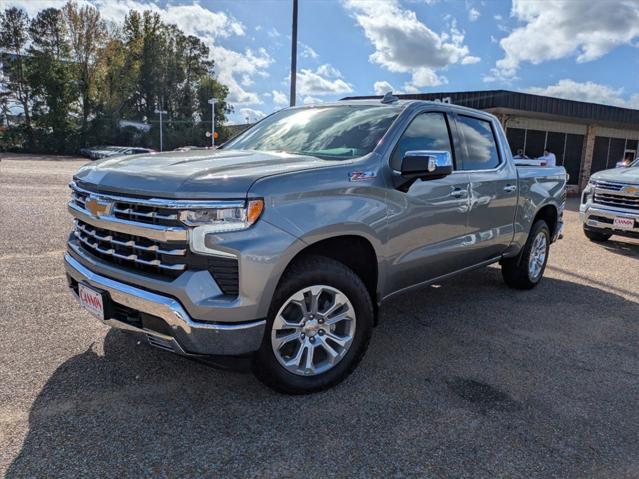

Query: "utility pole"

xmin=289 ymin=0 xmax=298 ymax=107
xmin=208 ymin=97 xmax=217 ymax=147
xmin=154 ymin=107 xmax=167 ymax=151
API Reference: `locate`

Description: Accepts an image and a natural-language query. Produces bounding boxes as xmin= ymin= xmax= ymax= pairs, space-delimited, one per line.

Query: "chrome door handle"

xmin=450 ymin=188 xmax=468 ymax=198
xmin=503 ymin=184 xmax=517 ymax=193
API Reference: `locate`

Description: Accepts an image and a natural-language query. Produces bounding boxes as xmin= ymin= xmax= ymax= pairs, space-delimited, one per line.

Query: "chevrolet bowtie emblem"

xmin=621 ymin=185 xmax=639 ymax=196
xmin=85 ymin=197 xmax=112 ymax=218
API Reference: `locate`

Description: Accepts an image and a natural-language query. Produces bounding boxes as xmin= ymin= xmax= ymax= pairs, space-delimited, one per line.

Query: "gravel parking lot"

xmin=1 ymin=157 xmax=638 ymax=478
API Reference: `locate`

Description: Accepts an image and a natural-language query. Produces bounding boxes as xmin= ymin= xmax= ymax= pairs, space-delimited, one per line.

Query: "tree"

xmin=0 ymin=2 xmax=233 ymax=153
xmin=177 ymin=34 xmax=211 ymax=119
xmin=0 ymin=7 xmax=33 ymax=144
xmin=28 ymin=7 xmax=77 ymax=152
xmin=197 ymin=75 xmax=231 ymax=139
xmin=63 ymin=1 xmax=107 ymax=143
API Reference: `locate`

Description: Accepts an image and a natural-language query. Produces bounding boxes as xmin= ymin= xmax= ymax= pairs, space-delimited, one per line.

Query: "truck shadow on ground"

xmin=7 ymin=268 xmax=639 ymax=478
xmin=596 ymin=238 xmax=639 ymax=259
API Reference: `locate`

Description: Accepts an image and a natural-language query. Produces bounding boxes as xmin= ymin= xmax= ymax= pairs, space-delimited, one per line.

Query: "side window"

xmin=390 ymin=112 xmax=454 ymax=171
xmin=457 ymin=115 xmax=501 ymax=170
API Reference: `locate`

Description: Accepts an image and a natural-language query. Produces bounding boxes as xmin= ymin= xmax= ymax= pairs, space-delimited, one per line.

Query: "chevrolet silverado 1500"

xmin=65 ymin=97 xmax=566 ymax=394
xmin=581 ymin=158 xmax=639 ymax=242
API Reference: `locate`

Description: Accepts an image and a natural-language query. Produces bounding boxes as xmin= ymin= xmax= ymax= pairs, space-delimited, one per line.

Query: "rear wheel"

xmin=584 ymin=228 xmax=612 ymax=242
xmin=253 ymin=255 xmax=373 ymax=394
xmin=502 ymin=220 xmax=550 ymax=290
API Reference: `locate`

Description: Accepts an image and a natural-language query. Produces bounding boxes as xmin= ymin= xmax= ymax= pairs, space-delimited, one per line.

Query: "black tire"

xmin=253 ymin=255 xmax=373 ymax=395
xmin=502 ymin=220 xmax=550 ymax=290
xmin=584 ymin=228 xmax=612 ymax=242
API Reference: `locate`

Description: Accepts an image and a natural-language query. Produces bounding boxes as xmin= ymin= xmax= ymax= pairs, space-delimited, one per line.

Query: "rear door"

xmin=384 ymin=110 xmax=472 ymax=292
xmin=455 ymin=113 xmax=518 ymax=262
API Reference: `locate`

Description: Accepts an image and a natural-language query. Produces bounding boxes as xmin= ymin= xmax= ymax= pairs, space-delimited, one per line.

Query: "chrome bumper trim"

xmin=580 ymin=205 xmax=639 ymax=233
xmin=64 ymin=253 xmax=266 ymax=355
xmin=68 ymin=202 xmax=188 ymax=243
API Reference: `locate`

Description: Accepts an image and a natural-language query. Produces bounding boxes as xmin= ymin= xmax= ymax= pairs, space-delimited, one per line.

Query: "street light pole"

xmin=289 ymin=0 xmax=298 ymax=107
xmin=208 ymin=97 xmax=217 ymax=147
xmin=154 ymin=108 xmax=167 ymax=151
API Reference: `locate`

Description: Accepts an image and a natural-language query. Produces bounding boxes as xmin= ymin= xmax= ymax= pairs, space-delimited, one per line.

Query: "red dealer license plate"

xmin=78 ymin=283 xmax=105 ymax=320
xmin=613 ymin=217 xmax=635 ymax=231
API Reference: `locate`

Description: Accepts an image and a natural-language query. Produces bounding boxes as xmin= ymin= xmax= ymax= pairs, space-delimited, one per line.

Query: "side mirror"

xmin=401 ymin=150 xmax=453 ymax=180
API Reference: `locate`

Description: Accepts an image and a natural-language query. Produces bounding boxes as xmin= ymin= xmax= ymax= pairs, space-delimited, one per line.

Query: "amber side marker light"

xmin=247 ymin=199 xmax=264 ymax=224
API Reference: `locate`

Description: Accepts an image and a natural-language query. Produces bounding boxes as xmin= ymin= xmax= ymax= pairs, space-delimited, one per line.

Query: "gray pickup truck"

xmin=65 ymin=98 xmax=566 ymax=394
xmin=580 ymin=158 xmax=639 ymax=242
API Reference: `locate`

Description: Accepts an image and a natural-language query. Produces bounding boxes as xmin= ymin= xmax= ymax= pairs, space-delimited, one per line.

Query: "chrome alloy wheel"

xmin=271 ymin=285 xmax=356 ymax=376
xmin=528 ymin=231 xmax=548 ymax=281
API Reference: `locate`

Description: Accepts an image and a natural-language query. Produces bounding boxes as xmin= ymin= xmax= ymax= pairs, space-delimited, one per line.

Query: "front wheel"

xmin=253 ymin=255 xmax=373 ymax=394
xmin=502 ymin=220 xmax=550 ymax=290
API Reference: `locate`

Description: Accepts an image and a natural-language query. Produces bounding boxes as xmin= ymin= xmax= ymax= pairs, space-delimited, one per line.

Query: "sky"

xmin=7 ymin=0 xmax=639 ymax=124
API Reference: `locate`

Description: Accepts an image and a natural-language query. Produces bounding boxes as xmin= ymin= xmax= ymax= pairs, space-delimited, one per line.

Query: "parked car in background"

xmin=82 ymin=146 xmax=155 ymax=160
xmin=65 ymin=98 xmax=566 ymax=394
xmin=173 ymin=146 xmax=211 ymax=152
xmin=581 ymin=158 xmax=639 ymax=242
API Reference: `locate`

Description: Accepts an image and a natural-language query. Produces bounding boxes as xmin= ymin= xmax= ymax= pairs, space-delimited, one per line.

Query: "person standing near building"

xmin=538 ymin=148 xmax=557 ymax=167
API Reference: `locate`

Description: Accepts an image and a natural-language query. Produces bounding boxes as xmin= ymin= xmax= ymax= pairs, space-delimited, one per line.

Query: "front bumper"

xmin=65 ymin=253 xmax=266 ymax=356
xmin=580 ymin=204 xmax=639 ymax=238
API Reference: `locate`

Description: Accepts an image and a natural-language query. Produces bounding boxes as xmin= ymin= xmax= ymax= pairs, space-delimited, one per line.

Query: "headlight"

xmin=179 ymin=199 xmax=264 ymax=232
xmin=582 ymin=179 xmax=595 ymax=204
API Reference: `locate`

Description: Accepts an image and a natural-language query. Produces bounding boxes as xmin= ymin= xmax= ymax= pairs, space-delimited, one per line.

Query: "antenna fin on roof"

xmin=381 ymin=91 xmax=399 ymax=104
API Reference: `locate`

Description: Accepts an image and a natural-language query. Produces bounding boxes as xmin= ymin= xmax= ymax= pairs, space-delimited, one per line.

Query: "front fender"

xmin=249 ymin=163 xmax=389 ymax=295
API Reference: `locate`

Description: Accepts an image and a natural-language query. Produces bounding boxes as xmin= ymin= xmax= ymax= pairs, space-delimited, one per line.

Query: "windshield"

xmin=223 ymin=105 xmax=402 ymax=159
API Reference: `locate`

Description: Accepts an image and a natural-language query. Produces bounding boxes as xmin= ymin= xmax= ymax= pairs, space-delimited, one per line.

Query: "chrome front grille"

xmin=593 ymin=181 xmax=639 ymax=211
xmin=67 ymin=182 xmax=240 ymax=295
xmin=593 ymin=180 xmax=625 ymax=192
xmin=72 ymin=186 xmax=181 ymax=227
xmin=73 ymin=219 xmax=187 ymax=275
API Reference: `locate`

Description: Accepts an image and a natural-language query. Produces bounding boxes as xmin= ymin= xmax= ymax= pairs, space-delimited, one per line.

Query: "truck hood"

xmin=74 ymin=149 xmax=336 ymax=198
xmin=591 ymin=167 xmax=639 ymax=184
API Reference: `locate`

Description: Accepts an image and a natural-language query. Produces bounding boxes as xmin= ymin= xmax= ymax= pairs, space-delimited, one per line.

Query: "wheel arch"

xmin=274 ymin=234 xmax=380 ymax=324
xmin=533 ymin=203 xmax=559 ymax=239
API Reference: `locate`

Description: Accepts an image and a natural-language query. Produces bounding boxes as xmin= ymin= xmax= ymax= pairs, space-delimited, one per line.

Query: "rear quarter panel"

xmin=508 ymin=166 xmax=567 ymax=255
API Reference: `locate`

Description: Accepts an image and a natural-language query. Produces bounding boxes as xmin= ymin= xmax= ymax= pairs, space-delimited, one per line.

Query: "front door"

xmin=384 ymin=111 xmax=471 ymax=294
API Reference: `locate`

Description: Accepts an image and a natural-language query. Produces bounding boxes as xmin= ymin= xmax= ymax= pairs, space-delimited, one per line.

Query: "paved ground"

xmin=1 ymin=158 xmax=638 ymax=478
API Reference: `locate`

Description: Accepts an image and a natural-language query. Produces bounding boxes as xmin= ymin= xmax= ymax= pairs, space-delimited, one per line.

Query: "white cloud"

xmin=267 ymin=27 xmax=281 ymax=39
xmin=344 ymin=0 xmax=479 ymax=90
xmin=272 ymin=90 xmax=289 ymax=106
xmin=302 ymin=96 xmax=323 ymax=105
xmin=239 ymin=108 xmax=266 ymax=123
xmin=461 ymin=55 xmax=480 ymax=65
xmin=299 ymin=42 xmax=319 ymax=60
xmin=297 ymin=64 xmax=353 ymax=96
xmin=468 ymin=7 xmax=480 ymax=22
xmin=316 ymin=63 xmax=343 ymax=78
xmin=240 ymin=74 xmax=253 ymax=87
xmin=526 ymin=79 xmax=639 ymax=109
xmin=210 ymin=46 xmax=273 ymax=104
xmin=493 ymin=0 xmax=639 ymax=79
xmin=92 ymin=1 xmax=245 ymax=38
xmin=373 ymin=80 xmax=395 ymax=95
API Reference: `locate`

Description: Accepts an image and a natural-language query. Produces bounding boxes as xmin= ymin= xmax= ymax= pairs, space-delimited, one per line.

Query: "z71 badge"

xmin=349 ymin=171 xmax=376 ymax=182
